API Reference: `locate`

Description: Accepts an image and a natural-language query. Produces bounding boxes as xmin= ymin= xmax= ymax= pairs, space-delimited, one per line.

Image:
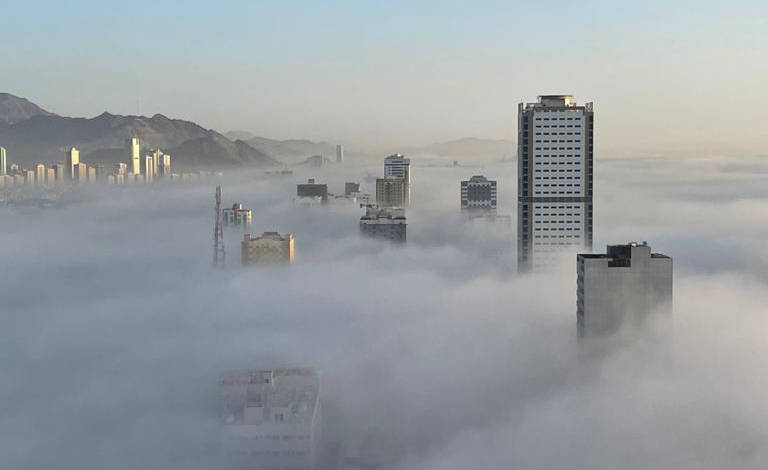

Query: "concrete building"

xmin=344 ymin=182 xmax=360 ymax=196
xmin=383 ymin=154 xmax=411 ymax=205
xmin=144 ymin=154 xmax=154 ymax=183
xmin=375 ymin=178 xmax=407 ymax=207
xmin=297 ymin=179 xmax=328 ymax=203
xmin=0 ymin=146 xmax=6 ymax=175
xmin=87 ymin=166 xmax=96 ymax=183
xmin=66 ymin=147 xmax=80 ymax=181
xmin=223 ymin=203 xmax=253 ymax=228
xmin=577 ymin=242 xmax=672 ymax=337
xmin=336 ymin=144 xmax=344 ymax=163
xmin=130 ymin=137 xmax=141 ymax=175
xmin=35 ymin=164 xmax=46 ymax=186
xmin=74 ymin=162 xmax=88 ymax=184
xmin=219 ymin=368 xmax=321 ymax=470
xmin=359 ymin=205 xmax=406 ymax=243
xmin=24 ymin=169 xmax=35 ymax=185
xmin=461 ymin=175 xmax=497 ymax=213
xmin=242 ymin=232 xmax=295 ymax=266
xmin=159 ymin=153 xmax=171 ymax=178
xmin=45 ymin=168 xmax=55 ymax=185
xmin=54 ymin=164 xmax=65 ymax=183
xmin=518 ymin=95 xmax=594 ymax=272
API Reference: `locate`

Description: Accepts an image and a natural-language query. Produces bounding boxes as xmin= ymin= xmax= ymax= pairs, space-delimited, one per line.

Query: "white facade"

xmin=383 ymin=154 xmax=410 ymax=182
xmin=518 ymin=95 xmax=594 ymax=272
xmin=336 ymin=144 xmax=344 ymax=163
xmin=130 ymin=137 xmax=141 ymax=175
xmin=0 ymin=147 xmax=6 ymax=175
xmin=577 ymin=243 xmax=672 ymax=336
xmin=219 ymin=368 xmax=321 ymax=470
xmin=223 ymin=203 xmax=253 ymax=227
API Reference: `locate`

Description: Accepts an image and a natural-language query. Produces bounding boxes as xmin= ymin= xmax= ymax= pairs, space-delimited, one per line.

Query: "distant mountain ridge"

xmin=0 ymin=93 xmax=279 ymax=169
xmin=225 ymin=132 xmax=339 ymax=164
xmin=0 ymin=93 xmax=56 ymax=125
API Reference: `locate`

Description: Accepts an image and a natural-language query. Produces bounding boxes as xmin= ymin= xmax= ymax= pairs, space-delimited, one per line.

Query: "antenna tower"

xmin=213 ymin=185 xmax=225 ymax=266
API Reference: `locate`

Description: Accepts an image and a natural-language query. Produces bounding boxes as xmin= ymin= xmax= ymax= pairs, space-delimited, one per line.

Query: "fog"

xmin=3 ymin=156 xmax=768 ymax=469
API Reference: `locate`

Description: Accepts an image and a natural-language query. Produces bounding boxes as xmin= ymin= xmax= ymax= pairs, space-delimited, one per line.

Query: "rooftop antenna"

xmin=213 ymin=185 xmax=225 ymax=267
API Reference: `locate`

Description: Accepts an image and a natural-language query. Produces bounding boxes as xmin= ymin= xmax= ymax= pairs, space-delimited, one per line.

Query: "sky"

xmin=2 ymin=1 xmax=767 ymax=155
xmin=4 ymin=157 xmax=768 ymax=469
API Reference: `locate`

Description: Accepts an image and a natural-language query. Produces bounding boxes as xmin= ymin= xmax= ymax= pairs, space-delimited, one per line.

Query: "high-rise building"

xmin=359 ymin=204 xmax=406 ymax=243
xmin=129 ymin=137 xmax=141 ymax=175
xmin=35 ymin=163 xmax=46 ymax=186
xmin=517 ymin=95 xmax=594 ymax=272
xmin=218 ymin=368 xmax=321 ymax=470
xmin=66 ymin=147 xmax=80 ymax=181
xmin=74 ymin=162 xmax=88 ymax=184
xmin=54 ymin=164 xmax=65 ymax=183
xmin=344 ymin=182 xmax=360 ymax=196
xmin=577 ymin=242 xmax=672 ymax=337
xmin=87 ymin=166 xmax=96 ymax=183
xmin=159 ymin=153 xmax=171 ymax=178
xmin=24 ymin=169 xmax=35 ymax=185
xmin=223 ymin=203 xmax=253 ymax=228
xmin=242 ymin=232 xmax=295 ymax=265
xmin=375 ymin=178 xmax=407 ymax=207
xmin=45 ymin=168 xmax=55 ymax=185
xmin=336 ymin=144 xmax=344 ymax=163
xmin=0 ymin=146 xmax=6 ymax=175
xmin=383 ymin=154 xmax=411 ymax=204
xmin=461 ymin=175 xmax=497 ymax=213
xmin=144 ymin=154 xmax=154 ymax=183
xmin=297 ymin=179 xmax=328 ymax=203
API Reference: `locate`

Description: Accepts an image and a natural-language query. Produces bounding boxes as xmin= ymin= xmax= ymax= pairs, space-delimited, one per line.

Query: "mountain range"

xmin=0 ymin=94 xmax=279 ymax=169
xmin=401 ymin=137 xmax=516 ymax=160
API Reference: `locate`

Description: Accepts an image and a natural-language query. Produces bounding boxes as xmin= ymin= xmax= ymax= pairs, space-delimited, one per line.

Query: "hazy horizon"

xmin=2 ymin=1 xmax=766 ymax=156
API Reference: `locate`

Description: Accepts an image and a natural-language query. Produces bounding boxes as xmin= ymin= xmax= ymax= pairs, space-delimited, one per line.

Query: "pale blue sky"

xmin=3 ymin=1 xmax=767 ymax=154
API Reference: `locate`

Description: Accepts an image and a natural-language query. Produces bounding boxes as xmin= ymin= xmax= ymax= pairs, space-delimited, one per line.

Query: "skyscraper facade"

xmin=375 ymin=178 xmax=408 ymax=207
xmin=383 ymin=154 xmax=411 ymax=205
xmin=517 ymin=95 xmax=594 ymax=272
xmin=130 ymin=137 xmax=141 ymax=175
xmin=577 ymin=242 xmax=672 ymax=337
xmin=66 ymin=147 xmax=80 ymax=181
xmin=0 ymin=147 xmax=6 ymax=175
xmin=242 ymin=232 xmax=295 ymax=265
xmin=336 ymin=144 xmax=344 ymax=163
xmin=359 ymin=205 xmax=406 ymax=243
xmin=461 ymin=175 xmax=497 ymax=213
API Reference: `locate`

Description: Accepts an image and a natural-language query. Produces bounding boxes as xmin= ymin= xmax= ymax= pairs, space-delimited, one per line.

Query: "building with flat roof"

xmin=518 ymin=95 xmax=594 ymax=272
xmin=461 ymin=175 xmax=497 ymax=213
xmin=242 ymin=232 xmax=295 ymax=266
xmin=297 ymin=179 xmax=328 ymax=203
xmin=336 ymin=144 xmax=344 ymax=163
xmin=359 ymin=205 xmax=406 ymax=243
xmin=223 ymin=203 xmax=253 ymax=228
xmin=344 ymin=182 xmax=360 ymax=196
xmin=219 ymin=367 xmax=321 ymax=470
xmin=0 ymin=147 xmax=6 ymax=175
xmin=383 ymin=154 xmax=410 ymax=205
xmin=577 ymin=242 xmax=672 ymax=337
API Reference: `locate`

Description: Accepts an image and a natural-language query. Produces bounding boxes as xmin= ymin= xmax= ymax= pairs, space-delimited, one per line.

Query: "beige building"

xmin=66 ymin=147 xmax=80 ymax=181
xmin=130 ymin=137 xmax=141 ymax=175
xmin=242 ymin=232 xmax=295 ymax=266
xmin=35 ymin=164 xmax=46 ymax=186
xmin=375 ymin=177 xmax=408 ymax=207
xmin=46 ymin=168 xmax=56 ymax=185
xmin=74 ymin=162 xmax=88 ymax=184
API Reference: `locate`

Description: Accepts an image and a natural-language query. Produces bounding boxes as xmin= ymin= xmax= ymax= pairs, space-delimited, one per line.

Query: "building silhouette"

xmin=242 ymin=232 xmax=295 ymax=265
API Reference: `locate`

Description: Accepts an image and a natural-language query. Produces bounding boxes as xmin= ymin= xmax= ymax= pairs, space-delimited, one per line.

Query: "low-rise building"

xmin=219 ymin=368 xmax=321 ymax=470
xmin=223 ymin=203 xmax=253 ymax=228
xmin=359 ymin=205 xmax=406 ymax=243
xmin=461 ymin=175 xmax=497 ymax=213
xmin=242 ymin=232 xmax=295 ymax=266
xmin=297 ymin=179 xmax=328 ymax=203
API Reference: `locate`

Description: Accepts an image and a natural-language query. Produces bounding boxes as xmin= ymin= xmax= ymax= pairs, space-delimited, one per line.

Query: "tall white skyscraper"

xmin=383 ymin=154 xmax=411 ymax=205
xmin=336 ymin=144 xmax=344 ymax=163
xmin=144 ymin=154 xmax=154 ymax=182
xmin=0 ymin=146 xmax=6 ymax=175
xmin=66 ymin=147 xmax=80 ymax=181
xmin=517 ymin=95 xmax=594 ymax=272
xmin=130 ymin=137 xmax=141 ymax=175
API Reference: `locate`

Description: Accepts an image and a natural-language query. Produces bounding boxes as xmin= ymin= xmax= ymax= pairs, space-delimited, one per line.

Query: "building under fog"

xmin=344 ymin=182 xmax=360 ymax=196
xmin=577 ymin=242 xmax=672 ymax=337
xmin=242 ymin=232 xmax=295 ymax=266
xmin=517 ymin=94 xmax=594 ymax=272
xmin=383 ymin=154 xmax=410 ymax=205
xmin=336 ymin=144 xmax=344 ymax=163
xmin=375 ymin=178 xmax=408 ymax=207
xmin=219 ymin=368 xmax=321 ymax=470
xmin=297 ymin=179 xmax=328 ymax=203
xmin=223 ymin=203 xmax=253 ymax=228
xmin=461 ymin=175 xmax=497 ymax=213
xmin=359 ymin=205 xmax=406 ymax=243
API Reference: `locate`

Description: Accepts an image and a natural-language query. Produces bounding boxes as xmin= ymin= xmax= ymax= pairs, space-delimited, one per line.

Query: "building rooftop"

xmin=578 ymin=242 xmax=670 ymax=266
xmin=219 ymin=367 xmax=319 ymax=426
xmin=244 ymin=232 xmax=294 ymax=242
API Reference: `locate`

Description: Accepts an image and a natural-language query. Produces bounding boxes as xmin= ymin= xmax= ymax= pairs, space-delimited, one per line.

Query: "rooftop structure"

xmin=359 ymin=205 xmax=406 ymax=243
xmin=577 ymin=242 xmax=672 ymax=337
xmin=297 ymin=178 xmax=328 ymax=203
xmin=242 ymin=232 xmax=295 ymax=265
xmin=461 ymin=175 xmax=497 ymax=213
xmin=223 ymin=202 xmax=253 ymax=228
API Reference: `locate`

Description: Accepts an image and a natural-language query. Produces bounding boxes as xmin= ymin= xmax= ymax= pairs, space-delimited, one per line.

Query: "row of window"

xmin=535 ymin=177 xmax=580 ymax=180
xmin=535 ymin=191 xmax=580 ymax=195
xmin=535 ymin=125 xmax=582 ymax=128
xmin=239 ymin=435 xmax=310 ymax=441
xmin=535 ymin=213 xmax=581 ymax=216
xmin=535 ymin=117 xmax=581 ymax=121
xmin=535 ymin=169 xmax=581 ymax=173
xmin=536 ymin=140 xmax=581 ymax=143
xmin=535 ymin=227 xmax=581 ymax=231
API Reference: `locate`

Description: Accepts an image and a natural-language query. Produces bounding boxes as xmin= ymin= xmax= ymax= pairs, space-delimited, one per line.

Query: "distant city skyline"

xmin=2 ymin=1 xmax=766 ymax=156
